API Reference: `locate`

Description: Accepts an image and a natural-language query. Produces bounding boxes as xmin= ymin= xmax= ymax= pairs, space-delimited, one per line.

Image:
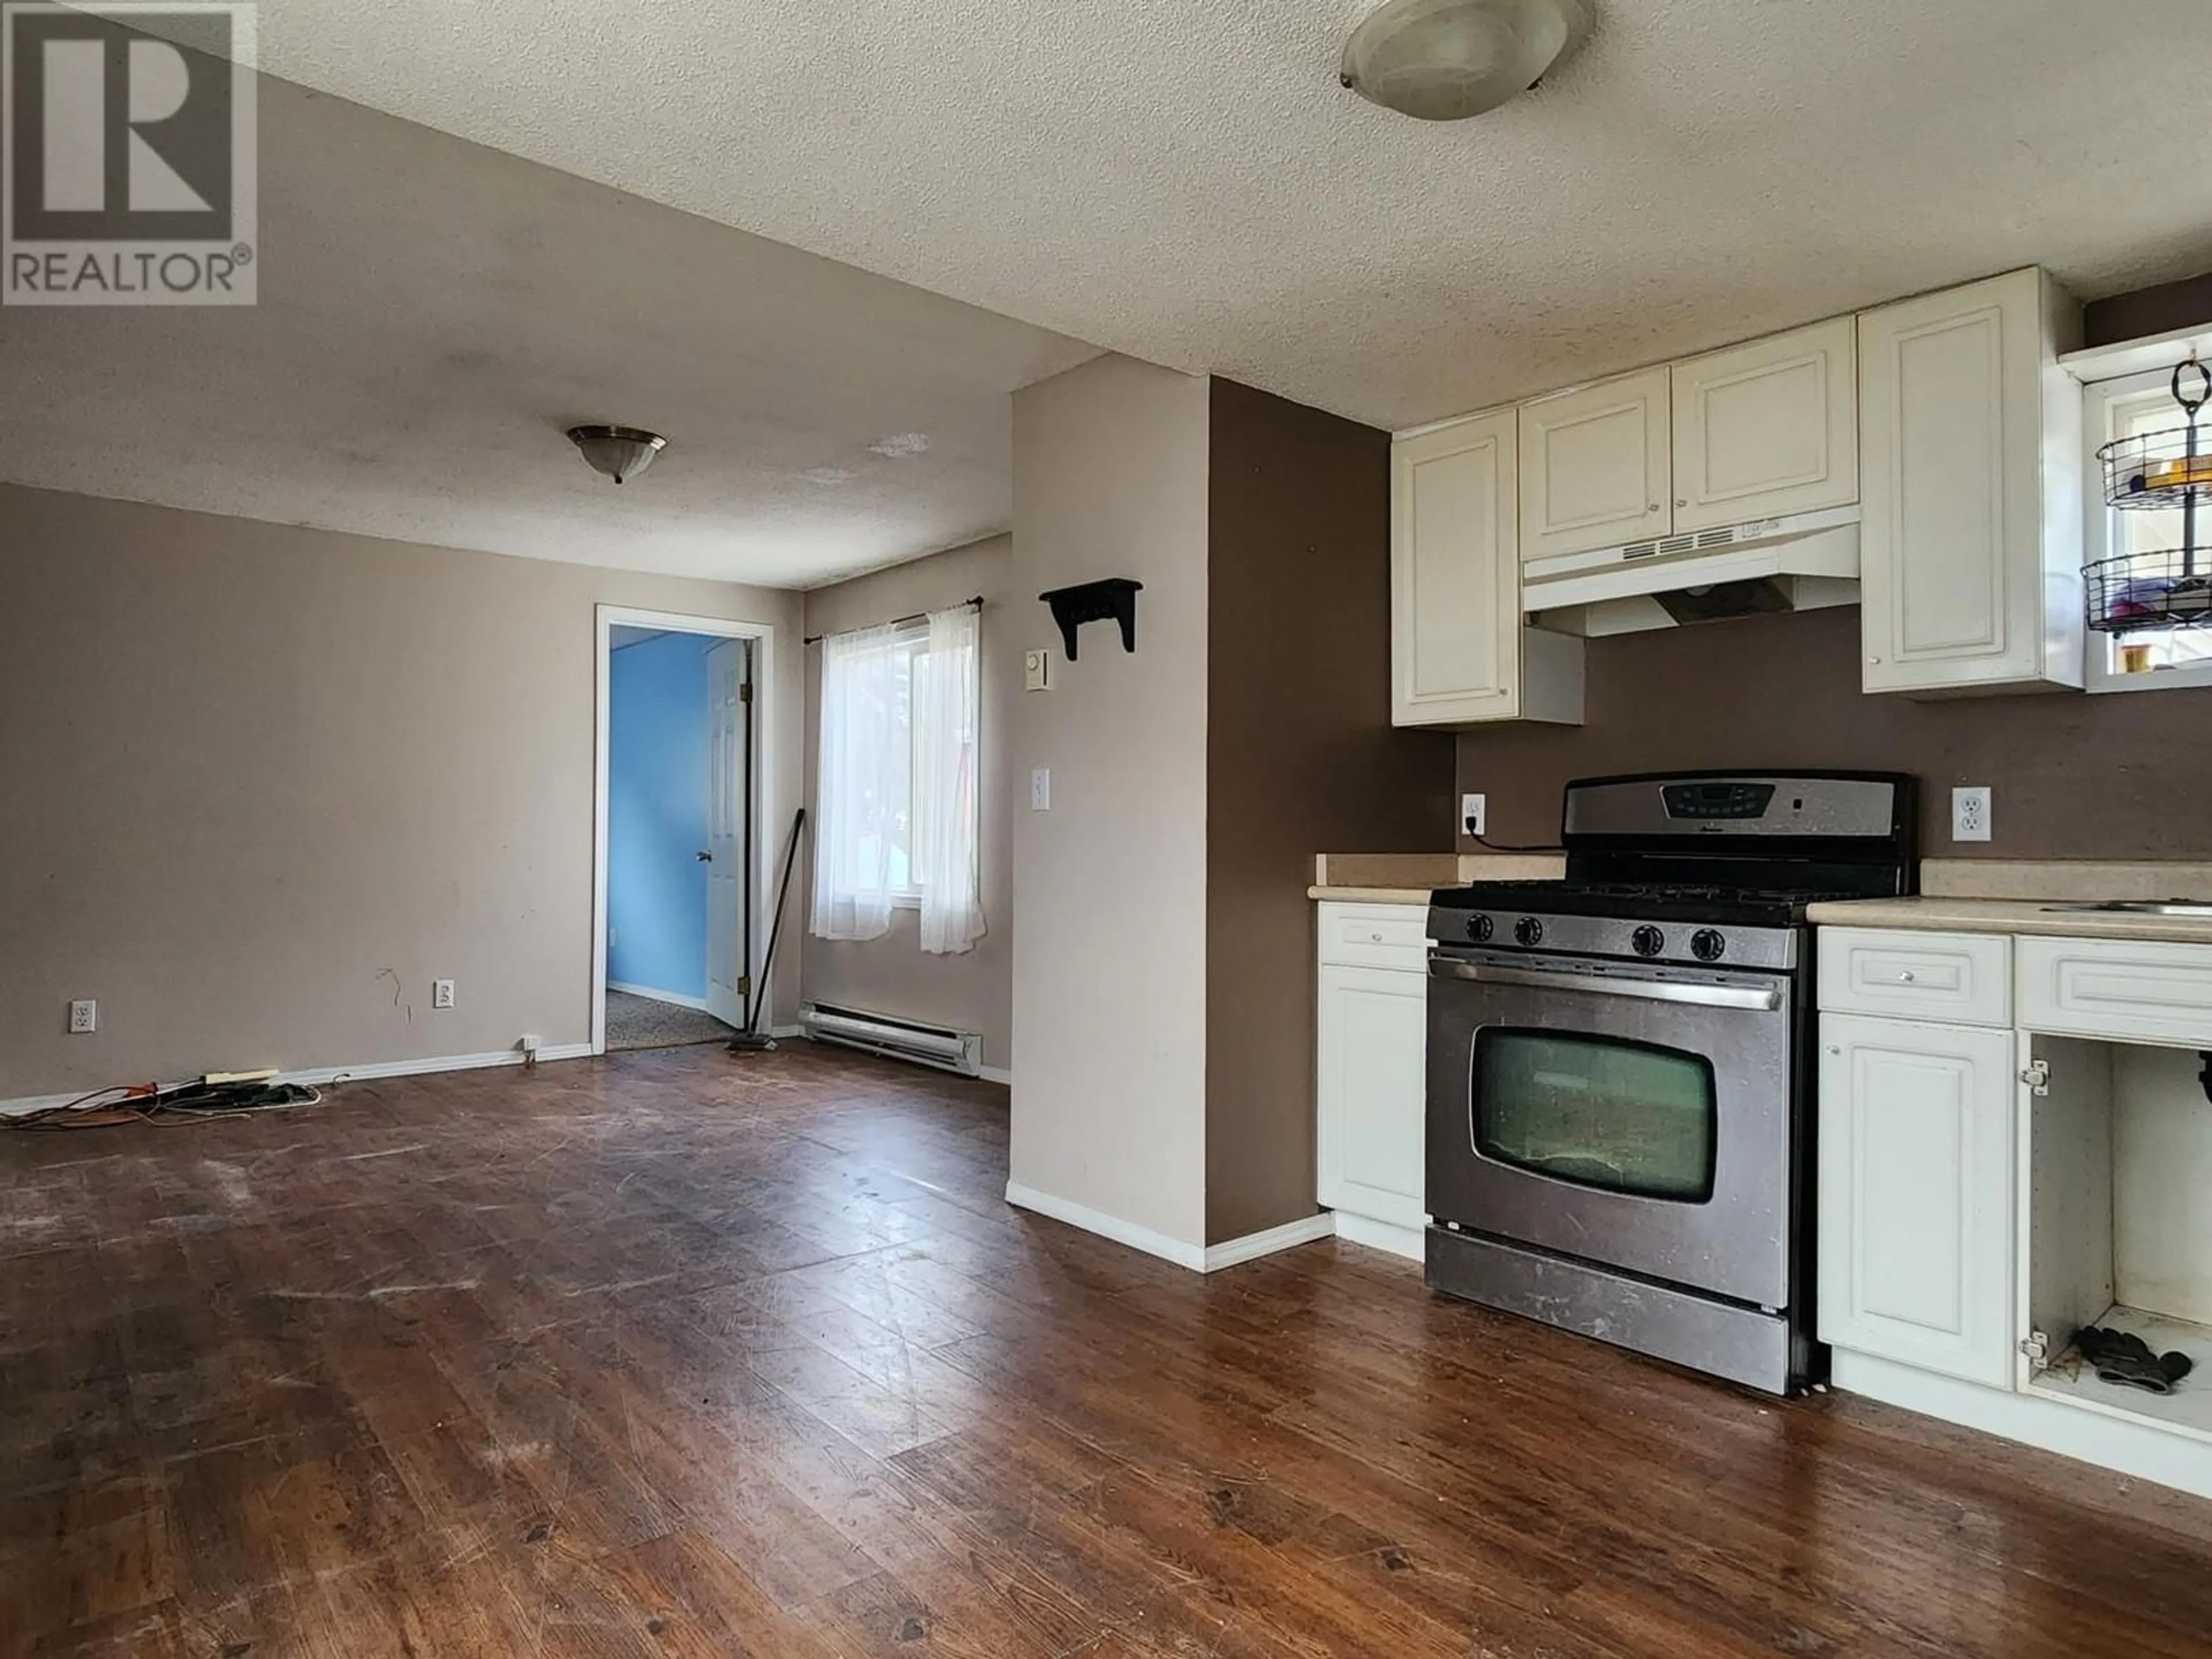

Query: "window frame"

xmin=2081 ymin=366 xmax=2212 ymax=695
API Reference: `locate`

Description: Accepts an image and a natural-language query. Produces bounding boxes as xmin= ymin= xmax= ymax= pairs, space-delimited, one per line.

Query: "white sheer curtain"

xmin=809 ymin=622 xmax=904 ymax=942
xmin=913 ymin=604 xmax=986 ymax=955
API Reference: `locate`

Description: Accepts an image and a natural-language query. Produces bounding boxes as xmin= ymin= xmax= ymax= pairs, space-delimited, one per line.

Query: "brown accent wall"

xmin=2086 ymin=269 xmax=2212 ymax=347
xmin=1455 ymin=606 xmax=2212 ymax=859
xmin=1205 ymin=380 xmax=1457 ymax=1246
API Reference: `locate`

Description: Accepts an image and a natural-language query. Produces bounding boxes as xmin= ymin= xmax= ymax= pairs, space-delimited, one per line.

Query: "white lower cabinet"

xmin=1817 ymin=1011 xmax=2017 ymax=1387
xmin=1316 ymin=904 xmax=1427 ymax=1256
xmin=1316 ymin=963 xmax=1427 ymax=1235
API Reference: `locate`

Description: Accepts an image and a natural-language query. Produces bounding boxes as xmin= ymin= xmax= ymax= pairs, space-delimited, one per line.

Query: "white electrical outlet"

xmin=1030 ymin=767 xmax=1051 ymax=811
xmin=1023 ymin=649 xmax=1053 ymax=692
xmin=1461 ymin=793 xmax=1487 ymax=838
xmin=433 ymin=979 xmax=456 ymax=1010
xmin=1952 ymin=786 xmax=1992 ymax=843
xmin=67 ymin=999 xmax=97 ymax=1035
xmin=518 ymin=1033 xmax=541 ymax=1059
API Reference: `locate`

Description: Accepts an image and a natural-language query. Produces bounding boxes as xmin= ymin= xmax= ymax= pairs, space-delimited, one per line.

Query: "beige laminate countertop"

xmin=1806 ymin=896 xmax=2212 ymax=945
xmin=1309 ymin=850 xmax=1563 ymax=906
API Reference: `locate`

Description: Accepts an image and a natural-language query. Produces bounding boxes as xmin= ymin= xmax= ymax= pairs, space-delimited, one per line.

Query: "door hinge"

xmin=2020 ymin=1059 xmax=2051 ymax=1096
xmin=736 ymin=974 xmax=751 ymax=998
xmin=739 ymin=681 xmax=754 ymax=704
xmin=2020 ymin=1329 xmax=2050 ymax=1366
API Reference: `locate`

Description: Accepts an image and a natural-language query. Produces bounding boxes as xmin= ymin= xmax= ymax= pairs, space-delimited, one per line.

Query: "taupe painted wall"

xmin=1455 ymin=605 xmax=2212 ymax=858
xmin=0 ymin=484 xmax=803 ymax=1099
xmin=1204 ymin=381 xmax=1456 ymax=1245
xmin=799 ymin=535 xmax=1015 ymax=1072
xmin=1009 ymin=355 xmax=1212 ymax=1251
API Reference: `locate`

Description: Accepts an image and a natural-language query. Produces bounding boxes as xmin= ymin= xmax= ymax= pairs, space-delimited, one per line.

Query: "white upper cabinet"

xmin=1391 ymin=410 xmax=1582 ymax=726
xmin=1858 ymin=268 xmax=2084 ymax=695
xmin=1671 ymin=317 xmax=1859 ymax=532
xmin=1517 ymin=367 xmax=1672 ymax=561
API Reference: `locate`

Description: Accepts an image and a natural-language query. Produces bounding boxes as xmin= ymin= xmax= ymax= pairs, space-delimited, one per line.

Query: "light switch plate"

xmin=433 ymin=979 xmax=456 ymax=1010
xmin=1029 ymin=767 xmax=1051 ymax=811
xmin=1024 ymin=648 xmax=1053 ymax=692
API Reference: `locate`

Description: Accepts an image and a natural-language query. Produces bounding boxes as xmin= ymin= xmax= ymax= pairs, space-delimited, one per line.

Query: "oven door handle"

xmin=1427 ymin=956 xmax=1783 ymax=1012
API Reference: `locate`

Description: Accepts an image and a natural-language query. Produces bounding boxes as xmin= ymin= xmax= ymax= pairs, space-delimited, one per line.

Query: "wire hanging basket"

xmin=2088 ymin=359 xmax=2212 ymax=633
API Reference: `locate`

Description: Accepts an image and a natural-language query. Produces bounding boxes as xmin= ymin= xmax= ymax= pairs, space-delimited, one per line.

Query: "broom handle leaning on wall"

xmin=744 ymin=807 xmax=808 ymax=1037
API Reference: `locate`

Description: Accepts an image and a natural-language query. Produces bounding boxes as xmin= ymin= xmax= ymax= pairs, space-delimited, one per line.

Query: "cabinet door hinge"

xmin=739 ymin=681 xmax=754 ymax=704
xmin=2020 ymin=1330 xmax=2050 ymax=1366
xmin=736 ymin=974 xmax=751 ymax=998
xmin=2020 ymin=1059 xmax=2051 ymax=1096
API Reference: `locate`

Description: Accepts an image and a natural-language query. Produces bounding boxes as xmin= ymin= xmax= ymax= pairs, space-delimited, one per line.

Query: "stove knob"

xmin=1513 ymin=916 xmax=1544 ymax=948
xmin=1690 ymin=929 xmax=1727 ymax=962
xmin=1631 ymin=925 xmax=1666 ymax=958
xmin=1467 ymin=913 xmax=1494 ymax=944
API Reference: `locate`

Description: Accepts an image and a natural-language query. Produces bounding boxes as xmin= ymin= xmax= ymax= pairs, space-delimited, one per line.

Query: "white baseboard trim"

xmin=1830 ymin=1349 xmax=2212 ymax=1503
xmin=1332 ymin=1210 xmax=1425 ymax=1262
xmin=0 ymin=1042 xmax=599 ymax=1118
xmin=1202 ymin=1212 xmax=1337 ymax=1272
xmin=608 ymin=982 xmax=711 ymax=1013
xmin=1003 ymin=1181 xmax=1207 ymax=1272
xmin=770 ymin=1023 xmax=805 ymax=1040
xmin=979 ymin=1065 xmax=1012 ymax=1086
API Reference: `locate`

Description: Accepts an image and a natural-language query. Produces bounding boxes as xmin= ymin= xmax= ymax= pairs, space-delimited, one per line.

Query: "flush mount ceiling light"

xmin=1340 ymin=0 xmax=1593 ymax=122
xmin=566 ymin=424 xmax=666 ymax=486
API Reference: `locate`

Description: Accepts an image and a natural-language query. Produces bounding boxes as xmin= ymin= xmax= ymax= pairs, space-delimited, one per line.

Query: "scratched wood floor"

xmin=5 ymin=1044 xmax=2212 ymax=1658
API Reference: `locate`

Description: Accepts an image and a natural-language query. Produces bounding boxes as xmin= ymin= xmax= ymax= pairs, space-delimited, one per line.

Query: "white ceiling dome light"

xmin=1340 ymin=0 xmax=1593 ymax=122
xmin=566 ymin=423 xmax=667 ymax=485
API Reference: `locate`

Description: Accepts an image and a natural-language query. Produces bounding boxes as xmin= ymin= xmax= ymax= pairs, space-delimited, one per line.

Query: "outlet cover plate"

xmin=1461 ymin=793 xmax=1487 ymax=838
xmin=433 ymin=979 xmax=456 ymax=1010
xmin=1952 ymin=786 xmax=1992 ymax=843
xmin=68 ymin=999 xmax=97 ymax=1035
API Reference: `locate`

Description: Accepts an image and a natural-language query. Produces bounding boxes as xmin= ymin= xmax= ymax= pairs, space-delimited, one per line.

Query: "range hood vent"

xmin=1523 ymin=505 xmax=1862 ymax=637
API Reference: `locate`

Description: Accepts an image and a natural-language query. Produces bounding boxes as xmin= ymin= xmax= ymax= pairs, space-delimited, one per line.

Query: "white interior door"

xmin=704 ymin=640 xmax=748 ymax=1027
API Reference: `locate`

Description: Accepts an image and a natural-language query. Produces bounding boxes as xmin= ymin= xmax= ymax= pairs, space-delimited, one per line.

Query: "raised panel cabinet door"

xmin=1316 ymin=963 xmax=1427 ymax=1231
xmin=1858 ymin=268 xmax=2082 ymax=694
xmin=1391 ymin=410 xmax=1521 ymax=725
xmin=1817 ymin=1013 xmax=2017 ymax=1387
xmin=1672 ymin=316 xmax=1858 ymax=532
xmin=1517 ymin=366 xmax=1672 ymax=561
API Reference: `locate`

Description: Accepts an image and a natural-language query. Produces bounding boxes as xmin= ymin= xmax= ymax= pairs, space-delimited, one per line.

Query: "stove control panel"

xmin=1428 ymin=908 xmax=1798 ymax=973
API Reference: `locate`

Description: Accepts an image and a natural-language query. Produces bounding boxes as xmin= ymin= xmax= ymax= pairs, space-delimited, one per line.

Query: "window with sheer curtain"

xmin=810 ymin=605 xmax=984 ymax=953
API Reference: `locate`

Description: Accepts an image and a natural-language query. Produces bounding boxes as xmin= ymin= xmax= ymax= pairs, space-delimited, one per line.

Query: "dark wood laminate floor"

xmin=5 ymin=1045 xmax=2211 ymax=1658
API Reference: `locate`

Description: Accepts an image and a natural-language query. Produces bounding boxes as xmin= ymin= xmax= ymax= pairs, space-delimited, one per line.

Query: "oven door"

xmin=1426 ymin=949 xmax=1796 ymax=1309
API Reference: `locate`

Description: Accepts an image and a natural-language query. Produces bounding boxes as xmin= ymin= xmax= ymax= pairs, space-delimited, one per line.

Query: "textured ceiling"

xmin=236 ymin=0 xmax=2212 ymax=431
xmin=0 ymin=74 xmax=1097 ymax=588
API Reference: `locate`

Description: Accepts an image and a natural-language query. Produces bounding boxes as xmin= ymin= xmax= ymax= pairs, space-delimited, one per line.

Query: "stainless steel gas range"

xmin=1424 ymin=771 xmax=1916 ymax=1395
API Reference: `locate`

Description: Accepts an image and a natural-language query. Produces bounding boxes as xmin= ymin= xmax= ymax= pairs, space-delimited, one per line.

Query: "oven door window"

xmin=1471 ymin=1028 xmax=1718 ymax=1203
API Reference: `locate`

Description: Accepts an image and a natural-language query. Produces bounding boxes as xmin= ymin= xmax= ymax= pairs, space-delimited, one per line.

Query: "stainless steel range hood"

xmin=1523 ymin=505 xmax=1861 ymax=637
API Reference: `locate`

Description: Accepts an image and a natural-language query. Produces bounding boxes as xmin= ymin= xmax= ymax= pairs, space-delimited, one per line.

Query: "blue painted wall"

xmin=608 ymin=630 xmax=714 ymax=1000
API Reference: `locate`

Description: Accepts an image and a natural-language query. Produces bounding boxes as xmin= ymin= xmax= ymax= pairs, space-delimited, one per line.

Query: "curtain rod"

xmin=803 ymin=595 xmax=984 ymax=647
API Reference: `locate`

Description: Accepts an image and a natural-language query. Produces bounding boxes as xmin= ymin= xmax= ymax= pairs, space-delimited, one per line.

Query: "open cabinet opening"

xmin=2024 ymin=1035 xmax=2212 ymax=1440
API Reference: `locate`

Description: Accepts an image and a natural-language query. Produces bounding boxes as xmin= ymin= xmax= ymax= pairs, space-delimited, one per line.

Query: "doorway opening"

xmin=593 ymin=607 xmax=774 ymax=1055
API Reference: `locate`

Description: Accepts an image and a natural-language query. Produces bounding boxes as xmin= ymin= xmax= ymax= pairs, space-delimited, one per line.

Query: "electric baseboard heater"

xmin=798 ymin=1003 xmax=983 ymax=1078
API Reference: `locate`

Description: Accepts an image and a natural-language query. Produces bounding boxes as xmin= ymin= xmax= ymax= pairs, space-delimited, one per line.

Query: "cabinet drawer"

xmin=2017 ymin=935 xmax=2212 ymax=1046
xmin=1317 ymin=904 xmax=1430 ymax=971
xmin=1817 ymin=928 xmax=2010 ymax=1027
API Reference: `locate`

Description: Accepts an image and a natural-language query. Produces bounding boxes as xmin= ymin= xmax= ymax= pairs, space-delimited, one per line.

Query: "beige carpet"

xmin=604 ymin=990 xmax=737 ymax=1052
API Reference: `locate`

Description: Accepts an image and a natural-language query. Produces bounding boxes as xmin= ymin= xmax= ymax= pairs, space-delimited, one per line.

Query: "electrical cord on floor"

xmin=5 ymin=1078 xmax=323 ymax=1130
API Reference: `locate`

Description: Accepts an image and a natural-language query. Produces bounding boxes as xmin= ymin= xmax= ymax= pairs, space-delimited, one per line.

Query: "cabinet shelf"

xmin=2026 ymin=1304 xmax=2212 ymax=1448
